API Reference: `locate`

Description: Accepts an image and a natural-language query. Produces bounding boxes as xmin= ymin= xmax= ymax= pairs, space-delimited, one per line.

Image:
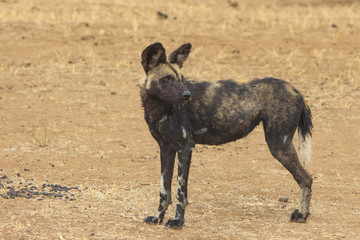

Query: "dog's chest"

xmin=146 ymin=112 xmax=190 ymax=147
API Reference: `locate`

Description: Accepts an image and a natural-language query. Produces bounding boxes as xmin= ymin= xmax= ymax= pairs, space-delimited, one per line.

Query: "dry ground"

xmin=0 ymin=0 xmax=359 ymax=239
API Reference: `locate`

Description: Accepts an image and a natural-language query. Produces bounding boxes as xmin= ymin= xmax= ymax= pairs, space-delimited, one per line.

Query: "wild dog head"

xmin=139 ymin=42 xmax=192 ymax=103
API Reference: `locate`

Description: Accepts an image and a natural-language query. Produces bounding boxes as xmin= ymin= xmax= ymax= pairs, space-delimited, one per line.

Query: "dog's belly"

xmin=192 ymin=120 xmax=259 ymax=145
xmin=193 ymin=131 xmax=242 ymax=145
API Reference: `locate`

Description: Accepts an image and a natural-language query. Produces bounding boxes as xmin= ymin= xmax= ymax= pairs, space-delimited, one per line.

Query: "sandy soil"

xmin=0 ymin=0 xmax=359 ymax=239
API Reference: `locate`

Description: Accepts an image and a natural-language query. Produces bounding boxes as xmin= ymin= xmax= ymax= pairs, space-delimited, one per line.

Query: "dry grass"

xmin=0 ymin=0 xmax=360 ymax=239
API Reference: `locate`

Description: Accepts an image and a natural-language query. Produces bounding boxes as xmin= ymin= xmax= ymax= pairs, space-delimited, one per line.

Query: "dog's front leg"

xmin=165 ymin=143 xmax=194 ymax=229
xmin=144 ymin=142 xmax=176 ymax=225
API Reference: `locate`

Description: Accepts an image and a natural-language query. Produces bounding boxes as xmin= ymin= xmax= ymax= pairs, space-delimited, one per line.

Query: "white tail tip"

xmin=298 ymin=132 xmax=312 ymax=167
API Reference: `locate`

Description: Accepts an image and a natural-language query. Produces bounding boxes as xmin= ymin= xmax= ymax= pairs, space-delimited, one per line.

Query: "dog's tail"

xmin=298 ymin=102 xmax=313 ymax=167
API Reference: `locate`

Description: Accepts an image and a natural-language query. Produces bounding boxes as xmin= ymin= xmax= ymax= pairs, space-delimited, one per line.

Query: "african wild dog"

xmin=139 ymin=42 xmax=313 ymax=229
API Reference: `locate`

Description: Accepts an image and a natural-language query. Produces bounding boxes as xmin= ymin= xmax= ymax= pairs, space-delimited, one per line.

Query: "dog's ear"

xmin=168 ymin=43 xmax=192 ymax=68
xmin=141 ymin=42 xmax=167 ymax=74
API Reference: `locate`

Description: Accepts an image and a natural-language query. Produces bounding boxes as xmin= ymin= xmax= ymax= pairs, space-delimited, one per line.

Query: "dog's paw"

xmin=143 ymin=216 xmax=162 ymax=225
xmin=290 ymin=209 xmax=309 ymax=223
xmin=165 ymin=218 xmax=184 ymax=229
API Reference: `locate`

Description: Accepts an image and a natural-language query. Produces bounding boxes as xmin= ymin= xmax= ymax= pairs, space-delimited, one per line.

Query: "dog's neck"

xmin=141 ymin=93 xmax=176 ymax=121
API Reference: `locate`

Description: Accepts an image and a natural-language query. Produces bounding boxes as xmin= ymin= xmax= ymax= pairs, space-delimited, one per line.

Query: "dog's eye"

xmin=161 ymin=75 xmax=173 ymax=83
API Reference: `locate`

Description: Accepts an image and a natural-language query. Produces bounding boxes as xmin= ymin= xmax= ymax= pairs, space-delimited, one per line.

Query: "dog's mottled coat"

xmin=139 ymin=42 xmax=313 ymax=229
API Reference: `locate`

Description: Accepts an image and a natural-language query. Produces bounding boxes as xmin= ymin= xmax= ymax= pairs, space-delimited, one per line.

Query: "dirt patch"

xmin=0 ymin=0 xmax=359 ymax=239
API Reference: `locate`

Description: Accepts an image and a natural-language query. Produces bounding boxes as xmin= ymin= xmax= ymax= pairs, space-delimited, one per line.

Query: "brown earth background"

xmin=0 ymin=0 xmax=359 ymax=239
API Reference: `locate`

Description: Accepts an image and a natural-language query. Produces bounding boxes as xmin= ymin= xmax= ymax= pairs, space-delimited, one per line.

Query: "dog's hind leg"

xmin=265 ymin=133 xmax=313 ymax=223
xmin=144 ymin=143 xmax=176 ymax=225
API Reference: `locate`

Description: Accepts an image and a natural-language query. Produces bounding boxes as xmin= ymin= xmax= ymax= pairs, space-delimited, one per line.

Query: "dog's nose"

xmin=182 ymin=91 xmax=191 ymax=100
